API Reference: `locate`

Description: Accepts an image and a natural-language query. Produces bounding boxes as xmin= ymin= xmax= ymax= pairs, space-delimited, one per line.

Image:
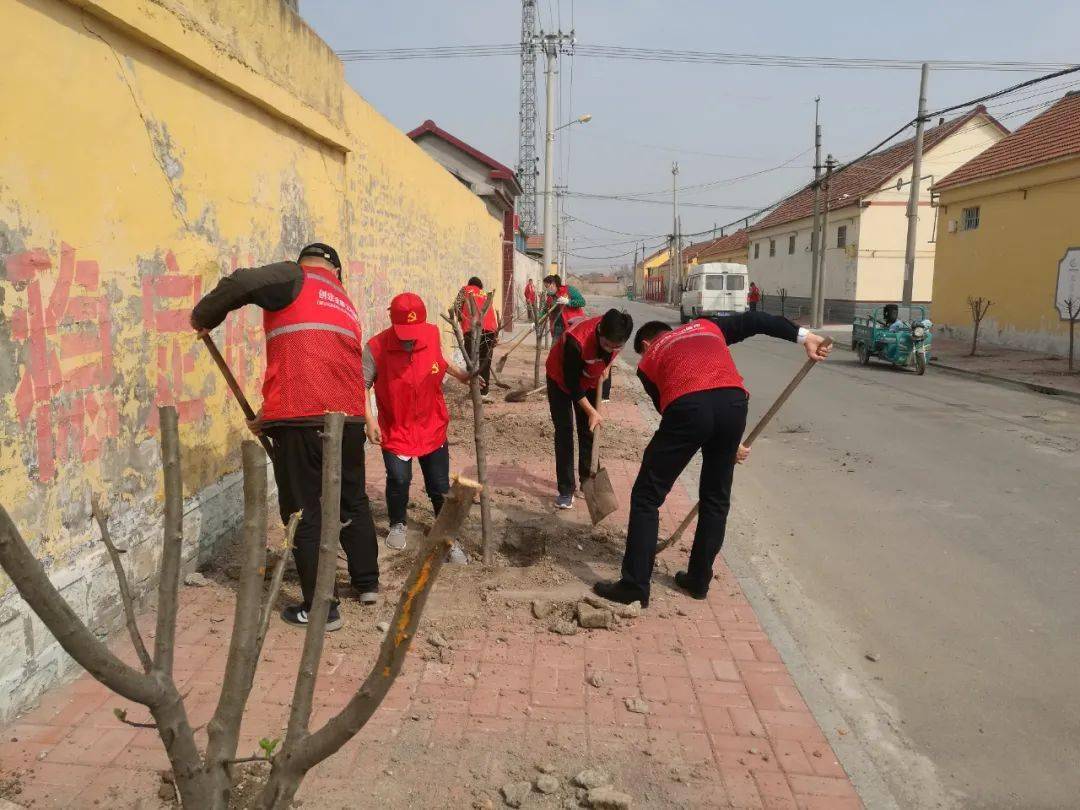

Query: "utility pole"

xmin=671 ymin=162 xmax=680 ymax=304
xmin=516 ymin=0 xmax=538 ymax=236
xmin=902 ymin=63 xmax=930 ymax=308
xmin=814 ymin=155 xmax=837 ymax=327
xmin=809 ymin=97 xmax=823 ymax=328
xmin=540 ymin=31 xmax=574 ymax=277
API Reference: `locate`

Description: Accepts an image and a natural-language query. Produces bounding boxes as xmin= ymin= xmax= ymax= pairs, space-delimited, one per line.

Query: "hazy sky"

xmin=300 ymin=1 xmax=1079 ymax=270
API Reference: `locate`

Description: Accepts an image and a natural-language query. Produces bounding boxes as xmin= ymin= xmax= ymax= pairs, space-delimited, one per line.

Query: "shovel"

xmin=656 ymin=337 xmax=832 ymax=554
xmin=582 ymin=385 xmax=618 ymax=525
xmin=495 ymin=305 xmax=554 ymax=374
xmin=200 ymin=334 xmax=275 ymax=460
xmin=505 ymin=382 xmax=546 ymax=403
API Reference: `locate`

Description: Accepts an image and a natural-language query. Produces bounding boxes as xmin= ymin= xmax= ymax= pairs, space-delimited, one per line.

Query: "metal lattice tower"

xmin=517 ymin=0 xmax=538 ymax=236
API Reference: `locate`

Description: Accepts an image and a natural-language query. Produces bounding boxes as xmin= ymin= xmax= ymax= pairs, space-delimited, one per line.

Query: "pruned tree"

xmin=1064 ymin=297 xmax=1079 ymax=373
xmin=0 ymin=406 xmax=481 ymax=809
xmin=776 ymin=287 xmax=788 ymax=318
xmin=442 ymin=294 xmax=495 ymax=565
xmin=967 ymin=296 xmax=993 ymax=357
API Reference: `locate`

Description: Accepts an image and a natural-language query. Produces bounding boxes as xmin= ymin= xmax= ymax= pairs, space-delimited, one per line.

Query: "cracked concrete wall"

xmin=0 ymin=0 xmax=501 ymax=721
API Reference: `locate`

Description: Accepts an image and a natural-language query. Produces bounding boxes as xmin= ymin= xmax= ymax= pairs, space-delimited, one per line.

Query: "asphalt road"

xmin=592 ymin=296 xmax=1080 ymax=809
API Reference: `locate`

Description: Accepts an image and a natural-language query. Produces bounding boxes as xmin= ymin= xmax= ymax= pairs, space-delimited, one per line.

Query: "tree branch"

xmin=91 ymin=494 xmax=152 ymax=673
xmin=284 ymin=414 xmax=345 ymax=744
xmin=257 ymin=511 xmax=301 ymax=650
xmin=256 ymin=477 xmax=482 ymax=810
xmin=154 ymin=405 xmax=183 ymax=675
xmin=0 ymin=507 xmax=161 ymax=705
xmin=206 ymin=441 xmax=270 ymax=771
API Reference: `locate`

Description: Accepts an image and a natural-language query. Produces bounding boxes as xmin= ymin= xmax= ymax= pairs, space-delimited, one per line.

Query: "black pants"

xmin=749 ymin=301 xmax=758 ymax=312
xmin=620 ymin=387 xmax=748 ymax=601
xmin=266 ymin=423 xmax=379 ymax=609
xmin=464 ymin=330 xmax=497 ymax=395
xmin=382 ymin=443 xmax=450 ymax=526
xmin=547 ymin=376 xmax=595 ymax=497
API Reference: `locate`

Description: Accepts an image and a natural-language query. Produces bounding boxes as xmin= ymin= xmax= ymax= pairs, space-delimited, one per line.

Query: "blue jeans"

xmin=382 ymin=443 xmax=450 ymax=526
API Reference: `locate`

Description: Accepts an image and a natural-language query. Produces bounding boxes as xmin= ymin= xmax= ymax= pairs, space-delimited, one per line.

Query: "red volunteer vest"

xmin=460 ymin=285 xmax=498 ymax=332
xmin=546 ymin=286 xmax=585 ymax=334
xmin=545 ymin=315 xmax=615 ymax=395
xmin=368 ymin=323 xmax=449 ymax=457
xmin=262 ymin=265 xmax=364 ymax=421
xmin=637 ymin=318 xmax=746 ymax=412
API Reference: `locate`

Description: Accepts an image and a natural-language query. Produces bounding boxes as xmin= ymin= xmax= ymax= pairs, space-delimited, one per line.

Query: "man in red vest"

xmin=542 ymin=274 xmax=586 ymax=339
xmin=748 ymin=281 xmax=762 ymax=312
xmin=190 ymin=243 xmax=378 ymax=632
xmin=364 ymin=293 xmax=472 ymax=560
xmin=524 ymin=277 xmax=538 ymax=321
xmin=545 ymin=309 xmax=634 ymax=509
xmin=593 ymin=311 xmax=831 ymax=607
xmin=455 ymin=276 xmax=499 ymax=401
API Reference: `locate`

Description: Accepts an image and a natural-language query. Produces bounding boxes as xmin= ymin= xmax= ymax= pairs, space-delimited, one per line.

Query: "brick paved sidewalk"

xmin=0 ymin=377 xmax=860 ymax=809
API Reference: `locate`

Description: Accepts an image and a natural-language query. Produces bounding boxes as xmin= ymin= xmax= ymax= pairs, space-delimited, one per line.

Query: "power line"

xmin=563 ymin=192 xmax=767 ymax=210
xmin=928 ymin=64 xmax=1080 ymax=118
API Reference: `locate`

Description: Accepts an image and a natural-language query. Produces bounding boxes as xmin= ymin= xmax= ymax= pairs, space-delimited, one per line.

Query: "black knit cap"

xmin=297 ymin=242 xmax=342 ymax=271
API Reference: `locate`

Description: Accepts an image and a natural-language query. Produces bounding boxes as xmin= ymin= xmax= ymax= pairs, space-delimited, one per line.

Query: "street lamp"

xmin=544 ymin=112 xmax=592 ymax=274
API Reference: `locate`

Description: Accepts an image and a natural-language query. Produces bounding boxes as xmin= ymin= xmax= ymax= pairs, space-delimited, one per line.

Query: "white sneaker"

xmin=445 ymin=543 xmax=469 ymax=565
xmin=386 ymin=523 xmax=407 ymax=550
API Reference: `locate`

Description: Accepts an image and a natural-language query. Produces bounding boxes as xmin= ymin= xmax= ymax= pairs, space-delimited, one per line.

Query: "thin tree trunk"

xmin=205 ymin=441 xmax=270 ymax=800
xmin=285 ymin=414 xmax=345 ymax=744
xmin=256 ymin=477 xmax=482 ymax=810
xmin=1070 ymin=317 xmax=1076 ymax=373
xmin=970 ymin=320 xmax=979 ymax=357
xmin=154 ymin=406 xmax=183 ymax=676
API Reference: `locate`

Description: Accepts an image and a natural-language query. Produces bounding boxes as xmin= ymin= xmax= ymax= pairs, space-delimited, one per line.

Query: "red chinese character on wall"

xmin=141 ymin=251 xmax=204 ymax=430
xmin=7 ymin=243 xmax=118 ymax=482
xmin=222 ymin=253 xmax=265 ymax=397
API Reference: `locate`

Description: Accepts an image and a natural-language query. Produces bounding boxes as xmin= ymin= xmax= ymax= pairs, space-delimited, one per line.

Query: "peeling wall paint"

xmin=0 ymin=0 xmax=501 ymax=720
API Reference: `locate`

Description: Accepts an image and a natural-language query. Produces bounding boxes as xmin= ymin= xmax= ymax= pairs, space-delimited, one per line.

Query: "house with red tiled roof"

xmin=931 ymin=92 xmax=1080 ymax=356
xmin=683 ymin=229 xmax=750 ymax=267
xmin=745 ymin=106 xmax=1008 ymax=322
xmin=408 ymin=120 xmax=527 ymax=328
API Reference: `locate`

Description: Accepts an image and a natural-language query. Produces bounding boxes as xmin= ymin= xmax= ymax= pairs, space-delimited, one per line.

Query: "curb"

xmin=929 ymin=360 xmax=1080 ymax=403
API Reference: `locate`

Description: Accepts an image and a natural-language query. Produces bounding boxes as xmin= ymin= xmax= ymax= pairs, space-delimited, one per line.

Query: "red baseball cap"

xmin=389 ymin=292 xmax=428 ymax=341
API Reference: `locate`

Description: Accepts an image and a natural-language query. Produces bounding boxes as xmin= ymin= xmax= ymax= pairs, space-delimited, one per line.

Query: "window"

xmin=705 ymin=275 xmax=726 ymax=291
xmin=788 ymin=235 xmax=796 ymax=255
xmin=754 ymin=242 xmax=760 ymax=259
xmin=769 ymin=239 xmax=776 ymax=257
xmin=726 ymin=275 xmax=745 ymax=291
xmin=837 ymin=225 xmax=848 ymax=248
xmin=962 ymin=206 xmax=980 ymax=230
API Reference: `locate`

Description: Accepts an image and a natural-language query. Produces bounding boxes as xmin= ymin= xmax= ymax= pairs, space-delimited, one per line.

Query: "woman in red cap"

xmin=364 ymin=292 xmax=472 ymax=560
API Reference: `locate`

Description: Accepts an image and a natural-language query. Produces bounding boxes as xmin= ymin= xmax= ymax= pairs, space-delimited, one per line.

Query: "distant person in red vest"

xmin=364 ymin=293 xmax=473 ymax=562
xmin=524 ymin=278 xmax=538 ymax=321
xmin=545 ymin=309 xmax=634 ymax=509
xmin=455 ymin=276 xmax=499 ymax=401
xmin=542 ymin=274 xmax=586 ymax=339
xmin=592 ymin=311 xmax=830 ymax=607
xmin=747 ymin=282 xmax=761 ymax=312
xmin=190 ymin=243 xmax=378 ymax=631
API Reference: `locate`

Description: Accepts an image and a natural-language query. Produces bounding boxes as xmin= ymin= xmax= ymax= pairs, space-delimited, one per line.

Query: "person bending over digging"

xmin=364 ymin=293 xmax=472 ymax=562
xmin=545 ymin=309 xmax=634 ymax=510
xmin=190 ymin=243 xmax=379 ymax=631
xmin=593 ymin=311 xmax=831 ymax=607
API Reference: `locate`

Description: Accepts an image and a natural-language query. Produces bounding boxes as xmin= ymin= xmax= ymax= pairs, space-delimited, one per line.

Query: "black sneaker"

xmin=281 ymin=603 xmax=343 ymax=631
xmin=592 ymin=579 xmax=649 ymax=608
xmin=673 ymin=571 xmax=708 ymax=600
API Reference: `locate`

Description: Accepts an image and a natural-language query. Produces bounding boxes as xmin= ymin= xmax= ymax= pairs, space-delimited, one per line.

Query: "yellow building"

xmin=0 ymin=0 xmax=501 ymax=719
xmin=932 ymin=92 xmax=1080 ymax=355
xmin=635 ymin=246 xmax=671 ymax=301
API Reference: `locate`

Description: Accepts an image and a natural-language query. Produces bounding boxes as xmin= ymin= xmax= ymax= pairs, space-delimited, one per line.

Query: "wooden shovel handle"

xmin=201 ymin=334 xmax=274 ymax=459
xmin=588 ymin=384 xmax=603 ymax=475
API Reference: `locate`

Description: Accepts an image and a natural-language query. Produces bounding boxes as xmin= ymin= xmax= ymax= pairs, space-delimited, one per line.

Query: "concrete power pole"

xmin=902 ymin=63 xmax=930 ymax=308
xmin=809 ymin=97 xmax=823 ymax=328
xmin=814 ymin=155 xmax=837 ymax=327
xmin=671 ymin=162 xmax=680 ymax=304
xmin=540 ymin=31 xmax=573 ymax=277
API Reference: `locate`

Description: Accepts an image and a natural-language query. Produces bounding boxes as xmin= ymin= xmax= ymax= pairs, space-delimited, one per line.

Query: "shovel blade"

xmin=582 ymin=467 xmax=618 ymax=525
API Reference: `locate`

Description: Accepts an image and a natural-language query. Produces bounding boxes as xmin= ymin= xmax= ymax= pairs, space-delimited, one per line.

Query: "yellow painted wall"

xmin=0 ymin=0 xmax=500 ymax=713
xmin=931 ymin=158 xmax=1080 ymax=354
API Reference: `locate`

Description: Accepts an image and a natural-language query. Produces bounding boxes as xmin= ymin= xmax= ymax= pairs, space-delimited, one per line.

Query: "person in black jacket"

xmin=594 ymin=311 xmax=830 ymax=607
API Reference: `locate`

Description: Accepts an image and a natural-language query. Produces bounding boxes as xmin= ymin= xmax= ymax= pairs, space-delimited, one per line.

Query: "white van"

xmin=679 ymin=262 xmax=749 ymax=323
